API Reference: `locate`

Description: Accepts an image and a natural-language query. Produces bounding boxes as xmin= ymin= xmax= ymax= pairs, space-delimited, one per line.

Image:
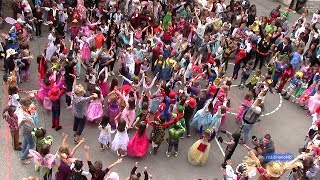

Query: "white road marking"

xmin=226 ymin=63 xmax=283 ymax=117
xmin=215 ymin=137 xmax=225 ymax=157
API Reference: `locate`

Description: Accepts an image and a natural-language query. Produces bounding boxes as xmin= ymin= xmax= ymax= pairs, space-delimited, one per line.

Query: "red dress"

xmin=127 ymin=130 xmax=149 ymax=157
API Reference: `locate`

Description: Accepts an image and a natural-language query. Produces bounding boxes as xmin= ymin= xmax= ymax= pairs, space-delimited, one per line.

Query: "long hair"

xmin=138 ymin=122 xmax=147 ymax=137
xmin=117 ymin=119 xmax=126 ymax=132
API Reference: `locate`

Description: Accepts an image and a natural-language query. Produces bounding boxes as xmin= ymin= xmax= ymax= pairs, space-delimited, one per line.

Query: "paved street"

xmin=0 ymin=0 xmax=316 ymax=179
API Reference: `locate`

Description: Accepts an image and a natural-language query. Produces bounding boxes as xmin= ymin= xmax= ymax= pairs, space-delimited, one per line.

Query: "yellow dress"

xmin=188 ymin=139 xmax=211 ymax=165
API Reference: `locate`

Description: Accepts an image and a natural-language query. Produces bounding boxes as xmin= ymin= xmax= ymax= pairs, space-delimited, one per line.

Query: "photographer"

xmin=240 ymin=96 xmax=264 ymax=144
xmin=252 ymin=134 xmax=275 ymax=160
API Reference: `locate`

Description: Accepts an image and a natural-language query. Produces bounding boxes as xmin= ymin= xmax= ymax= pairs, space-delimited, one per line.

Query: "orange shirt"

xmin=94 ymin=34 xmax=106 ymax=49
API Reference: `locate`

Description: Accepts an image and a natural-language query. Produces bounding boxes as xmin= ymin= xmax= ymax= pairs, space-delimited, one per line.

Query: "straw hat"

xmin=6 ymin=48 xmax=17 ymax=58
xmin=266 ymin=162 xmax=284 ymax=177
xmin=74 ymin=84 xmax=85 ymax=95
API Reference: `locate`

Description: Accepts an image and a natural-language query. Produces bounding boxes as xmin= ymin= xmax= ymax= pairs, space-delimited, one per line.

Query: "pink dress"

xmin=120 ymin=107 xmax=136 ymax=127
xmin=127 ymin=130 xmax=149 ymax=157
xmin=87 ymin=99 xmax=103 ymax=121
xmin=98 ymin=81 xmax=108 ymax=98
xmin=299 ymin=85 xmax=314 ymax=105
xmin=236 ymin=100 xmax=252 ymax=122
xmin=81 ymin=26 xmax=90 ymax=37
xmin=308 ymin=93 xmax=320 ymax=114
xmin=81 ymin=42 xmax=91 ymax=63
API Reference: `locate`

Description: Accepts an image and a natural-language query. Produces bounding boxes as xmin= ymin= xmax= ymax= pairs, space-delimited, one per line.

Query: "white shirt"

xmin=98 ymin=124 xmax=114 ymax=136
xmin=9 ymin=94 xmax=20 ymax=108
xmin=225 ymin=165 xmax=237 ymax=180
xmin=311 ymin=13 xmax=320 ymax=24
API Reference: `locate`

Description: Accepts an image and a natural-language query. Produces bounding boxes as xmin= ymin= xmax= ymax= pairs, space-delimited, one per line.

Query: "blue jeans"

xmin=20 ymin=132 xmax=35 ymax=160
xmin=242 ymin=122 xmax=254 ymax=144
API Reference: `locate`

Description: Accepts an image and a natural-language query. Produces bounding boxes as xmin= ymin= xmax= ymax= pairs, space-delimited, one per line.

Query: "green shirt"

xmin=168 ymin=121 xmax=185 ymax=140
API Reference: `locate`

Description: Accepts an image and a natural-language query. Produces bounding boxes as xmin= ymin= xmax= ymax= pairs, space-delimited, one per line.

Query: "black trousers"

xmin=35 ymin=21 xmax=42 ymax=36
xmin=253 ymin=52 xmax=267 ymax=70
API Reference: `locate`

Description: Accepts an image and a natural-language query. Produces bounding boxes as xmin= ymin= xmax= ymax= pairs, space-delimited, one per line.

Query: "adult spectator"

xmin=72 ymin=84 xmax=97 ymax=143
xmin=15 ymin=97 xmax=35 ymax=165
xmin=276 ymin=37 xmax=292 ymax=55
xmin=240 ymin=97 xmax=264 ymax=144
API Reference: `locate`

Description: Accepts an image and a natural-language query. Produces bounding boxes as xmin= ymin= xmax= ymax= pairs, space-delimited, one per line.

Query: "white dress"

xmin=98 ymin=124 xmax=113 ymax=145
xmin=111 ymin=128 xmax=129 ymax=151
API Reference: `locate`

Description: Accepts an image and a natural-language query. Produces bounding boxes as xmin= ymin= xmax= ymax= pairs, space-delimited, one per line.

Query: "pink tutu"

xmin=127 ymin=130 xmax=149 ymax=157
xmin=87 ymin=102 xmax=103 ymax=121
xmin=81 ymin=42 xmax=91 ymax=63
xmin=43 ymin=97 xmax=52 ymax=110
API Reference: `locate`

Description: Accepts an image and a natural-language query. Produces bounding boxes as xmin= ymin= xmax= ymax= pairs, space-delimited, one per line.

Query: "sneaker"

xmin=47 ymin=21 xmax=53 ymax=25
xmin=21 ymin=159 xmax=31 ymax=165
xmin=107 ymin=72 xmax=111 ymax=76
xmin=43 ymin=22 xmax=48 ymax=25
xmin=166 ymin=151 xmax=170 ymax=157
xmin=52 ymin=125 xmax=55 ymax=129
xmin=76 ymin=76 xmax=80 ymax=80
xmin=66 ymin=105 xmax=72 ymax=109
xmin=111 ymin=71 xmax=115 ymax=76
xmin=174 ymin=152 xmax=178 ymax=157
xmin=180 ymin=136 xmax=184 ymax=139
xmin=186 ymin=134 xmax=191 ymax=137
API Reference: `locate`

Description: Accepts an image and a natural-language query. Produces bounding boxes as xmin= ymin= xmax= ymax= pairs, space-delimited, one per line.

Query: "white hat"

xmin=106 ymin=172 xmax=119 ymax=180
xmin=6 ymin=48 xmax=17 ymax=58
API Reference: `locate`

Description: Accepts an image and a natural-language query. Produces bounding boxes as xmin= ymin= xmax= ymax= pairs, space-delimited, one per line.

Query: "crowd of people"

xmin=1 ymin=0 xmax=320 ymax=179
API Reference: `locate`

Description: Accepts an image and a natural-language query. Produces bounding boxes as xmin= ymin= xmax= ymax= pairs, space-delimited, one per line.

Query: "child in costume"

xmin=32 ymin=127 xmax=53 ymax=152
xmin=111 ymin=119 xmax=129 ymax=157
xmin=48 ymin=87 xmax=62 ymax=131
xmin=86 ymin=88 xmax=104 ymax=122
xmin=68 ymin=160 xmax=89 ymax=180
xmin=120 ymin=96 xmax=137 ymax=128
xmin=55 ymin=133 xmax=85 ymax=180
xmin=238 ymin=61 xmax=253 ymax=89
xmin=29 ymin=144 xmax=58 ymax=180
xmin=209 ymin=105 xmax=227 ymax=130
xmin=127 ymin=121 xmax=150 ymax=158
xmin=3 ymin=106 xmax=21 ymax=150
xmin=188 ymin=125 xmax=217 ymax=165
xmin=107 ymin=90 xmax=122 ymax=130
xmin=8 ymin=85 xmax=20 ymax=108
xmin=236 ymin=92 xmax=254 ymax=123
xmin=84 ymin=145 xmax=122 ymax=180
xmin=282 ymin=72 xmax=303 ymax=100
xmin=293 ymin=76 xmax=309 ymax=103
xmin=146 ymin=115 xmax=178 ymax=155
xmin=166 ymin=121 xmax=185 ymax=157
xmin=191 ymin=98 xmax=215 ymax=131
xmin=98 ymin=115 xmax=115 ymax=151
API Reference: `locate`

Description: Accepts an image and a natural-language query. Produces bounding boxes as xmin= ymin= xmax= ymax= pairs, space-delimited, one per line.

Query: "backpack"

xmin=242 ymin=105 xmax=258 ymax=124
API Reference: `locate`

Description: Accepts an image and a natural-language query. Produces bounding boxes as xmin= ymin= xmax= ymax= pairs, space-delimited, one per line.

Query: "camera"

xmin=252 ymin=135 xmax=258 ymax=142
